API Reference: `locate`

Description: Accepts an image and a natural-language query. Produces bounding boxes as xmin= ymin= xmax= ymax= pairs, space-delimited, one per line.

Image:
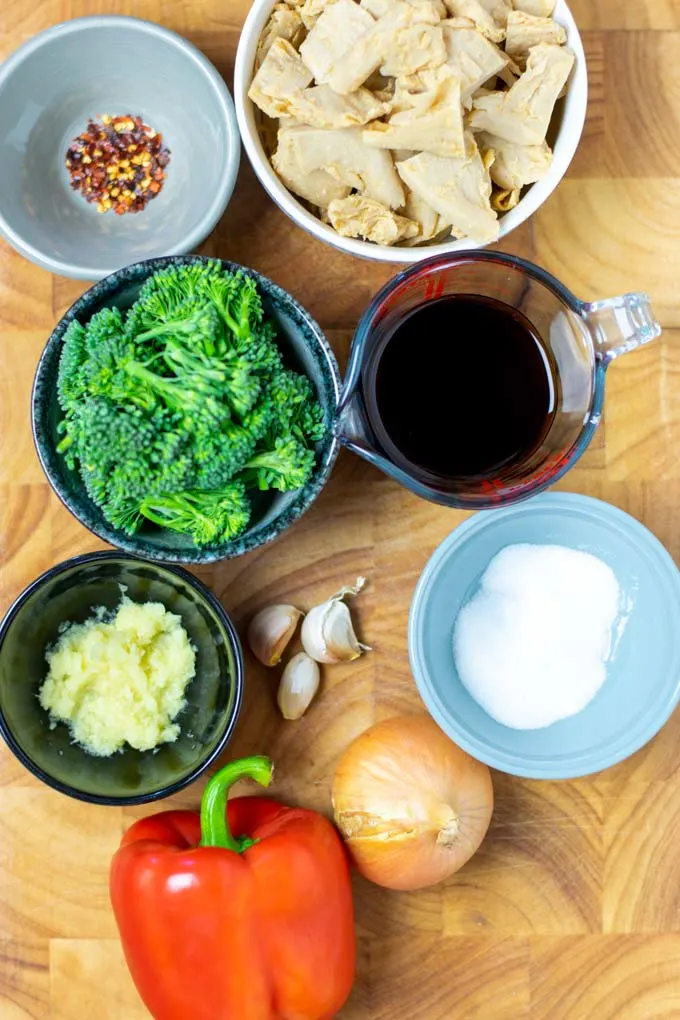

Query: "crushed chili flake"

xmin=65 ymin=114 xmax=171 ymax=215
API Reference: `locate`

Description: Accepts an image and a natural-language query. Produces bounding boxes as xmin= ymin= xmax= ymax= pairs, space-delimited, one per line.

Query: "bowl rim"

xmin=408 ymin=493 xmax=680 ymax=780
xmin=0 ymin=15 xmax=241 ymax=281
xmin=31 ymin=254 xmax=342 ymax=564
xmin=0 ymin=550 xmax=245 ymax=805
xmin=233 ymin=0 xmax=588 ymax=264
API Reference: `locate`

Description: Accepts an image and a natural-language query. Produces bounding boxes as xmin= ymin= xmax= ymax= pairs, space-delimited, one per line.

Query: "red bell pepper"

xmin=110 ymin=756 xmax=355 ymax=1020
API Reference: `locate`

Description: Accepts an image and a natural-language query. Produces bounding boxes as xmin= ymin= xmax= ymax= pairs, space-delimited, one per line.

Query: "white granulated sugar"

xmin=453 ymin=544 xmax=622 ymax=730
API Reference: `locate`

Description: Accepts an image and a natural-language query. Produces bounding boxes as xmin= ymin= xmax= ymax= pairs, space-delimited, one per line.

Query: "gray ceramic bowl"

xmin=0 ymin=552 xmax=243 ymax=804
xmin=0 ymin=16 xmax=240 ymax=280
xmin=32 ymin=255 xmax=342 ymax=564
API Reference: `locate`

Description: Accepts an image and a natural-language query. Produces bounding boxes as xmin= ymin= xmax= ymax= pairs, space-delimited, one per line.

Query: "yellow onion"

xmin=332 ymin=715 xmax=493 ymax=891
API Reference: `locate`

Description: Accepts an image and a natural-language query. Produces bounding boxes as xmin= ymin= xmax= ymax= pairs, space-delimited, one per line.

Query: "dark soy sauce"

xmin=366 ymin=294 xmax=557 ymax=480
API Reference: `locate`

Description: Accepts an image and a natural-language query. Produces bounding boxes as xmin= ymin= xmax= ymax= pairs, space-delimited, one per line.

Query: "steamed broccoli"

xmin=241 ymin=437 xmax=315 ymax=492
xmin=137 ymin=482 xmax=251 ymax=545
xmin=55 ymin=261 xmax=326 ymax=547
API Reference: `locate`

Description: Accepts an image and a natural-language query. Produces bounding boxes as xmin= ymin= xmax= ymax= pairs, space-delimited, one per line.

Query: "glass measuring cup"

xmin=336 ymin=252 xmax=662 ymax=508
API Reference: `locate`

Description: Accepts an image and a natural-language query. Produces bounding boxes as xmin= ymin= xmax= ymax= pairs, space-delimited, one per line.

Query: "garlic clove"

xmin=247 ymin=605 xmax=302 ymax=666
xmin=277 ymin=652 xmax=321 ymax=720
xmin=301 ymin=577 xmax=371 ymax=664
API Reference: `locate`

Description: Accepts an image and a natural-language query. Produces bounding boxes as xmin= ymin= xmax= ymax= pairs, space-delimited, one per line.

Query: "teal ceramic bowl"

xmin=32 ymin=255 xmax=342 ymax=564
xmin=409 ymin=493 xmax=680 ymax=779
xmin=0 ymin=552 xmax=243 ymax=804
xmin=0 ymin=16 xmax=240 ymax=280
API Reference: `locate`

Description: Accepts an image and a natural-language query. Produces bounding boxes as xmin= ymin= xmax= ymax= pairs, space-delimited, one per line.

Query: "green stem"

xmin=199 ymin=755 xmax=273 ymax=852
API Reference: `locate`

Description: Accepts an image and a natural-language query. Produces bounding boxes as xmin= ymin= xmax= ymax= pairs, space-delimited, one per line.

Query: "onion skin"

xmin=332 ymin=716 xmax=493 ymax=891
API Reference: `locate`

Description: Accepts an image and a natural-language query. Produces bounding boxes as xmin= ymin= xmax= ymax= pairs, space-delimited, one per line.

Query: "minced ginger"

xmin=39 ymin=597 xmax=196 ymax=757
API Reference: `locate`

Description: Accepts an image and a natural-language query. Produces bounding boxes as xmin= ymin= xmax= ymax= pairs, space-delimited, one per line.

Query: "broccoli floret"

xmin=241 ymin=436 xmax=315 ymax=492
xmin=191 ymin=422 xmax=256 ymax=490
xmin=268 ymin=369 xmax=326 ymax=444
xmin=125 ymin=264 xmax=224 ymax=354
xmin=57 ymin=321 xmax=88 ymax=412
xmin=66 ymin=397 xmax=195 ymax=527
xmin=137 ymin=482 xmax=252 ymax=545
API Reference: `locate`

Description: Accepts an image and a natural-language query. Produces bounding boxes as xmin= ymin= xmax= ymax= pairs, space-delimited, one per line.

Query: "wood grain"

xmin=1 ymin=0 xmax=680 ymax=1017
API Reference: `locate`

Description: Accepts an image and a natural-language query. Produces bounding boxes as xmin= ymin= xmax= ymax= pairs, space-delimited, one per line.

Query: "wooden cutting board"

xmin=2 ymin=1 xmax=680 ymax=1017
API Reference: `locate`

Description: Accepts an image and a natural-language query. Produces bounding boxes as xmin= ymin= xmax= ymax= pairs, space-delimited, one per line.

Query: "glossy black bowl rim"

xmin=0 ymin=550 xmax=244 ymax=806
xmin=31 ymin=254 xmax=342 ymax=565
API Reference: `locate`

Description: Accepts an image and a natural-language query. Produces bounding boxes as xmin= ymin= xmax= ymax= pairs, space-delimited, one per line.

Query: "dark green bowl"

xmin=31 ymin=255 xmax=342 ymax=564
xmin=0 ymin=552 xmax=243 ymax=804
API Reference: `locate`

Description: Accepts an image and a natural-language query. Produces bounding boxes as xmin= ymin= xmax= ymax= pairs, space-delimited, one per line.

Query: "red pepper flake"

xmin=65 ymin=114 xmax=171 ymax=215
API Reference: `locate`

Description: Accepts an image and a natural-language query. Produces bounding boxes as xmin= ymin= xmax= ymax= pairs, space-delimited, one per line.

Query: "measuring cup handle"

xmin=582 ymin=293 xmax=662 ymax=363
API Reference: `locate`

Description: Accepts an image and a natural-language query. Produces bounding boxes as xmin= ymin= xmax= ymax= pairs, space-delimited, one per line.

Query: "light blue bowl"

xmin=409 ymin=493 xmax=680 ymax=779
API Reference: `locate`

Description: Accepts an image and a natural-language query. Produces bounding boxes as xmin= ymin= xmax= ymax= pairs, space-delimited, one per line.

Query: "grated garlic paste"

xmin=39 ymin=597 xmax=196 ymax=757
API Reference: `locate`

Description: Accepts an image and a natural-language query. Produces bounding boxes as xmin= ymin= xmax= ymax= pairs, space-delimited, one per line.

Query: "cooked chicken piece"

xmin=442 ymin=0 xmax=505 ymax=42
xmin=496 ymin=62 xmax=519 ymax=86
xmin=380 ymin=21 xmax=447 ymax=76
xmin=396 ymin=133 xmax=499 ymax=243
xmin=299 ymin=0 xmax=339 ymax=29
xmin=476 ymin=132 xmax=552 ymax=189
xmin=391 ymin=73 xmax=435 ymax=113
xmin=325 ymin=22 xmax=385 ymax=93
xmin=505 ymin=10 xmax=566 ymax=63
xmin=512 ymin=0 xmax=555 ymax=15
xmin=402 ymin=187 xmax=444 ymax=242
xmin=281 ymin=124 xmax=405 ymax=207
xmin=327 ymin=194 xmax=420 ymax=243
xmin=257 ymin=5 xmax=306 ymax=67
xmin=364 ymin=66 xmax=465 ymax=157
xmin=272 ymin=127 xmax=352 ymax=207
xmin=475 ymin=0 xmax=511 ymax=25
xmin=361 ymin=0 xmax=445 ymax=21
xmin=442 ymin=23 xmax=508 ymax=100
xmin=469 ymin=44 xmax=575 ymax=143
xmin=249 ymin=39 xmax=314 ymax=119
xmin=287 ymin=83 xmax=390 ymax=127
xmin=300 ymin=0 xmax=375 ymax=82
xmin=491 ymin=187 xmax=520 ymax=211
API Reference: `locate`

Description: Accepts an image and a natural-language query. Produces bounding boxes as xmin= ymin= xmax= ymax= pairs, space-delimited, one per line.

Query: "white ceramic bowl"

xmin=234 ymin=0 xmax=587 ymax=264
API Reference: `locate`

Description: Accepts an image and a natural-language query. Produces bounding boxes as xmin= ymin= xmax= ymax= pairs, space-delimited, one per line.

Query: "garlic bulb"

xmin=301 ymin=577 xmax=371 ymax=664
xmin=277 ymin=653 xmax=321 ymax=720
xmin=247 ymin=605 xmax=302 ymax=667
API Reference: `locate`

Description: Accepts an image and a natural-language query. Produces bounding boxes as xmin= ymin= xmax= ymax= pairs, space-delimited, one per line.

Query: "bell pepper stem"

xmin=200 ymin=755 xmax=274 ymax=852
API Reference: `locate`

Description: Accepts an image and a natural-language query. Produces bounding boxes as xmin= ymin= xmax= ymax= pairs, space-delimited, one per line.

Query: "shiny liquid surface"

xmin=367 ymin=295 xmax=557 ymax=480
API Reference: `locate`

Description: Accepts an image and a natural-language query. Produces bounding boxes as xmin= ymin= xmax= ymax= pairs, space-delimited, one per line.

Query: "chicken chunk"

xmin=469 ymin=44 xmax=575 ymax=143
xmin=512 ymin=0 xmax=555 ymax=16
xmin=380 ymin=21 xmax=447 ymax=76
xmin=281 ymin=124 xmax=405 ymax=207
xmin=323 ymin=24 xmax=385 ymax=93
xmin=491 ymin=187 xmax=520 ymax=211
xmin=272 ymin=127 xmax=351 ymax=207
xmin=361 ymin=0 xmax=445 ymax=22
xmin=504 ymin=10 xmax=566 ymax=63
xmin=364 ymin=66 xmax=465 ymax=157
xmin=476 ymin=131 xmax=553 ymax=189
xmin=300 ymin=0 xmax=375 ymax=82
xmin=442 ymin=0 xmax=505 ymax=42
xmin=402 ymin=187 xmax=446 ymax=242
xmin=287 ymin=83 xmax=389 ymax=127
xmin=249 ymin=38 xmax=314 ymax=119
xmin=257 ymin=4 xmax=306 ymax=67
xmin=475 ymin=0 xmax=511 ymax=26
xmin=327 ymin=194 xmax=420 ymax=243
xmin=299 ymin=0 xmax=340 ymax=29
xmin=442 ymin=23 xmax=508 ymax=100
xmin=396 ymin=133 xmax=499 ymax=242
